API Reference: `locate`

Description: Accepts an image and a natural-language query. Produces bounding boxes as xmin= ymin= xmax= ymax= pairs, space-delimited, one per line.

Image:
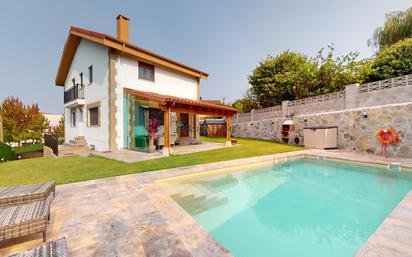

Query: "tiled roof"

xmin=71 ymin=26 xmax=105 ymax=39
xmin=203 ymin=100 xmax=222 ymax=105
xmin=125 ymin=89 xmax=237 ymax=114
xmin=69 ymin=26 xmax=208 ymax=77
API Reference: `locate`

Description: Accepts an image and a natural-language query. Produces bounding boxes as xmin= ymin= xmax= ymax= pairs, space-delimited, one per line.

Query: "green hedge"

xmin=14 ymin=143 xmax=43 ymax=154
xmin=0 ymin=141 xmax=16 ymax=162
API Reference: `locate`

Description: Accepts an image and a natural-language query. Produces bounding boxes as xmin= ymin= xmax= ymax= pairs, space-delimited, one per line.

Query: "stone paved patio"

xmin=91 ymin=142 xmax=227 ymax=163
xmin=1 ymin=149 xmax=412 ymax=256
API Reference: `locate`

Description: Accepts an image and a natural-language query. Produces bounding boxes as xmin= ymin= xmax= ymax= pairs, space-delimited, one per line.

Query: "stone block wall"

xmin=233 ymin=103 xmax=412 ymax=157
xmin=234 ymin=118 xmax=283 ymax=141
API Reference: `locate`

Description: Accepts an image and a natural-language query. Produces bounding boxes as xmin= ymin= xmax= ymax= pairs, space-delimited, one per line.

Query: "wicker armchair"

xmin=8 ymin=237 xmax=68 ymax=257
xmin=0 ymin=182 xmax=55 ymax=208
xmin=0 ymin=193 xmax=53 ymax=243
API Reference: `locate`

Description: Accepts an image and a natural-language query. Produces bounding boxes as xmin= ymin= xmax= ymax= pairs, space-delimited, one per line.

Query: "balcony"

xmin=64 ymin=84 xmax=85 ymax=107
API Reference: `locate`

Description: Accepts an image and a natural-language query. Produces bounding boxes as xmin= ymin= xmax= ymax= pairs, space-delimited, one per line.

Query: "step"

xmin=64 ymin=143 xmax=86 ymax=148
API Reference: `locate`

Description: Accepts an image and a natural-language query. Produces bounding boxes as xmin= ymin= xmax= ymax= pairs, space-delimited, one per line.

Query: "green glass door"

xmin=124 ymin=94 xmax=149 ymax=152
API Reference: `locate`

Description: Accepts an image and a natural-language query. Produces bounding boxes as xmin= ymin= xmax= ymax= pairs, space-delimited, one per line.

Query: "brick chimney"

xmin=116 ymin=14 xmax=130 ymax=42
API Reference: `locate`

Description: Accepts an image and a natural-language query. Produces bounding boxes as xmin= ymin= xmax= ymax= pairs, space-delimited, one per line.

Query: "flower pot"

xmin=148 ymin=137 xmax=156 ymax=153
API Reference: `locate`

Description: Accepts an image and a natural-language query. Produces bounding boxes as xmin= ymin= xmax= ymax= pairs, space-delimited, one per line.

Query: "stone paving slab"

xmin=92 ymin=142 xmax=227 ymax=163
xmin=1 ymin=149 xmax=412 ymax=257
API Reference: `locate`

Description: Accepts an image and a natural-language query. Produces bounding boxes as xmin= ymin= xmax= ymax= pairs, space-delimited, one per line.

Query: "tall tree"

xmin=367 ymin=38 xmax=412 ymax=81
xmin=248 ymin=51 xmax=311 ymax=107
xmin=368 ymin=7 xmax=412 ymax=50
xmin=313 ymin=46 xmax=372 ymax=95
xmin=0 ymin=97 xmax=49 ymax=145
xmin=27 ymin=104 xmax=49 ymax=143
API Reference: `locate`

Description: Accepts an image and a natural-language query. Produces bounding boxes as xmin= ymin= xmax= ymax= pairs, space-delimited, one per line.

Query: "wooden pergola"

xmin=124 ymin=89 xmax=238 ymax=155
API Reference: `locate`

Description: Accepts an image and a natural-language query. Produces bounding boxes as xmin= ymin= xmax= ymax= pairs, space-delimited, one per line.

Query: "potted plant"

xmin=147 ymin=118 xmax=160 ymax=153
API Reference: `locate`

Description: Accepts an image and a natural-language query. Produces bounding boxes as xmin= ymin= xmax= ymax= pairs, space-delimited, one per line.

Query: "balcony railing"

xmin=64 ymin=84 xmax=84 ymax=104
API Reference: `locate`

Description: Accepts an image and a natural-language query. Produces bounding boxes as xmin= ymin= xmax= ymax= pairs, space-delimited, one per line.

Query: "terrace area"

xmin=1 ymin=149 xmax=412 ymax=257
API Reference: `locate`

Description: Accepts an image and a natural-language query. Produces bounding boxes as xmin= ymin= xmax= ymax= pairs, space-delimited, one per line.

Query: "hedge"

xmin=14 ymin=143 xmax=44 ymax=154
xmin=0 ymin=141 xmax=16 ymax=162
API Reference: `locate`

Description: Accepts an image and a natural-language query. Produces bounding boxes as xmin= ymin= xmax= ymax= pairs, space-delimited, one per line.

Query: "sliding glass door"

xmin=124 ymin=94 xmax=150 ymax=152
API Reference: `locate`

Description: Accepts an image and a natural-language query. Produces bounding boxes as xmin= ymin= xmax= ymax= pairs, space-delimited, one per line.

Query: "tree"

xmin=247 ymin=47 xmax=370 ymax=108
xmin=232 ymin=89 xmax=259 ymax=113
xmin=248 ymin=51 xmax=311 ymax=107
xmin=0 ymin=97 xmax=26 ymax=144
xmin=313 ymin=46 xmax=372 ymax=95
xmin=0 ymin=97 xmax=49 ymax=145
xmin=52 ymin=117 xmax=65 ymax=138
xmin=367 ymin=38 xmax=412 ymax=81
xmin=368 ymin=7 xmax=412 ymax=50
xmin=27 ymin=104 xmax=49 ymax=143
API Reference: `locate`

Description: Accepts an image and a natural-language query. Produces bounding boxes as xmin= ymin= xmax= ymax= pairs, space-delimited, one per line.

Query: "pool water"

xmin=167 ymin=158 xmax=412 ymax=257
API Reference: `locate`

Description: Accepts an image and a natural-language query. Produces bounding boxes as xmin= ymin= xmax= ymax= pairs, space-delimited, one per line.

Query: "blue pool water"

xmin=169 ymin=158 xmax=412 ymax=257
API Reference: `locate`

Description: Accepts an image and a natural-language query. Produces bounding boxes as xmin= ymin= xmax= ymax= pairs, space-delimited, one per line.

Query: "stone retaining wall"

xmin=233 ymin=103 xmax=412 ymax=158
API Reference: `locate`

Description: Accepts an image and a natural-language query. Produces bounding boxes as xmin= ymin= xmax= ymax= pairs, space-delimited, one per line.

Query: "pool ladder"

xmin=387 ymin=163 xmax=402 ymax=172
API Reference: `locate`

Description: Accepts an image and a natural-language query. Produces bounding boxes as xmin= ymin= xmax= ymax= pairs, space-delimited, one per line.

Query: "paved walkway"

xmin=1 ymin=150 xmax=411 ymax=257
xmin=92 ymin=142 xmax=227 ymax=163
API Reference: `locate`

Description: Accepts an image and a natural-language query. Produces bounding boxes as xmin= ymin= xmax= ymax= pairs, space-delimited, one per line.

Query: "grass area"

xmin=14 ymin=143 xmax=44 ymax=154
xmin=0 ymin=137 xmax=303 ymax=187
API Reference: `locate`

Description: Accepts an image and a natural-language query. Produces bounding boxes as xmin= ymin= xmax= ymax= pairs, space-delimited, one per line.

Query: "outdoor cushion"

xmin=0 ymin=182 xmax=55 ymax=207
xmin=8 ymin=237 xmax=68 ymax=257
xmin=0 ymin=193 xmax=53 ymax=242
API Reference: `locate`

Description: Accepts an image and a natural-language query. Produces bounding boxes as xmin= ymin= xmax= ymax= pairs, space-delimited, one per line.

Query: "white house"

xmin=55 ymin=15 xmax=236 ymax=155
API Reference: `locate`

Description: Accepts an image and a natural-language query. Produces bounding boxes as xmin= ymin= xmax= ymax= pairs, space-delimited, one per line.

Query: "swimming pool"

xmin=164 ymin=157 xmax=412 ymax=257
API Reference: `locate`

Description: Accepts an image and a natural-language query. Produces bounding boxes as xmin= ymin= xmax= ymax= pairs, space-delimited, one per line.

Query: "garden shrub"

xmin=0 ymin=141 xmax=16 ymax=162
xmin=13 ymin=143 xmax=43 ymax=154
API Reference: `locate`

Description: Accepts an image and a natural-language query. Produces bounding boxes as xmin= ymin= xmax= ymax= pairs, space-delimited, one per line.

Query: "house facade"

xmin=55 ymin=15 xmax=236 ymax=154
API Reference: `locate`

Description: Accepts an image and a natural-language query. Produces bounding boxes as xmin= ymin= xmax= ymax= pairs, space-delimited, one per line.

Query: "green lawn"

xmin=0 ymin=137 xmax=303 ymax=187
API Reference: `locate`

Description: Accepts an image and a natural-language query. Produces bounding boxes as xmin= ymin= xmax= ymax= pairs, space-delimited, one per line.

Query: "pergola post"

xmin=163 ymin=106 xmax=171 ymax=156
xmin=226 ymin=115 xmax=232 ymax=146
xmin=193 ymin=114 xmax=197 ymax=140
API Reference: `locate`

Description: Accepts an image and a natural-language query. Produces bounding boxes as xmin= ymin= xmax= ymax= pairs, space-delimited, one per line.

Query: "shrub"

xmin=13 ymin=143 xmax=43 ymax=154
xmin=0 ymin=141 xmax=16 ymax=162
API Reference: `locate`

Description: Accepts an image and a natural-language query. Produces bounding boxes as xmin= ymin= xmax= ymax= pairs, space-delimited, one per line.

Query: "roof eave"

xmin=55 ymin=27 xmax=209 ymax=86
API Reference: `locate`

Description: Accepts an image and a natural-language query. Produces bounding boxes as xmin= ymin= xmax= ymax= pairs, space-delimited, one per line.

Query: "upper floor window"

xmin=88 ymin=65 xmax=93 ymax=84
xmin=138 ymin=62 xmax=154 ymax=81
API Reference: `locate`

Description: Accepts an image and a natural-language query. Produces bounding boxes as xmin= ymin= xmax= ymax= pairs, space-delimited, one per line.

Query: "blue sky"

xmin=0 ymin=0 xmax=411 ymax=113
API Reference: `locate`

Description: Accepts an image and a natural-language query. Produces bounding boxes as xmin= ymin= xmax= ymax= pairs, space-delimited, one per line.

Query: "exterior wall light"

xmin=362 ymin=112 xmax=368 ymax=118
xmin=303 ymin=117 xmax=307 ymax=122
